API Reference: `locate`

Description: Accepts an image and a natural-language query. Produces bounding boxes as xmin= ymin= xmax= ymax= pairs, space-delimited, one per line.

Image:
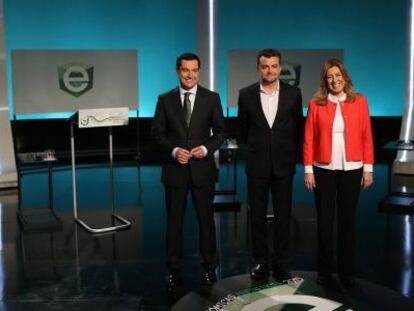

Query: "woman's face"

xmin=326 ymin=66 xmax=345 ymax=96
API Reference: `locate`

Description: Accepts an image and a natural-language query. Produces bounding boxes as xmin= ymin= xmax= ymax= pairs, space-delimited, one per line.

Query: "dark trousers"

xmin=165 ymin=183 xmax=218 ymax=271
xmin=313 ymin=166 xmax=362 ymax=277
xmin=248 ymin=174 xmax=293 ymax=271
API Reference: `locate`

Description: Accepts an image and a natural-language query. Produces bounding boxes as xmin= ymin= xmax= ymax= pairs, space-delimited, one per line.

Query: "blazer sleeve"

xmin=360 ymin=96 xmax=374 ymax=164
xmin=294 ymin=89 xmax=304 ymax=149
xmin=203 ymin=93 xmax=226 ymax=153
xmin=236 ymin=90 xmax=248 ymax=145
xmin=151 ymin=95 xmax=175 ymax=154
xmin=303 ymin=100 xmax=316 ymax=166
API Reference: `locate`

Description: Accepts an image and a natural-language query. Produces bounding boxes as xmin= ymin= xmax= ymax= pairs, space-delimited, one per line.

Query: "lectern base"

xmin=75 ymin=214 xmax=131 ymax=234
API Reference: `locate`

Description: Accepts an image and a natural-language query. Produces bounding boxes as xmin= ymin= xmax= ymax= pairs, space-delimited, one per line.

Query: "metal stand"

xmin=70 ymin=122 xmax=131 ymax=233
xmin=214 ymin=140 xmax=241 ymax=212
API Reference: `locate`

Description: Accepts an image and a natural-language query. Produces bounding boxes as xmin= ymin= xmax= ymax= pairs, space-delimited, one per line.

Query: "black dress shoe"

xmin=316 ymin=274 xmax=335 ymax=286
xmin=203 ymin=269 xmax=218 ymax=285
xmin=339 ymin=276 xmax=355 ymax=288
xmin=167 ymin=272 xmax=182 ymax=291
xmin=273 ymin=270 xmax=292 ymax=283
xmin=250 ymin=264 xmax=270 ymax=280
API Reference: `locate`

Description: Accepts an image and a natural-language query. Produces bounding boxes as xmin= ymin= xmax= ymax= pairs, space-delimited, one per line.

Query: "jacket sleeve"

xmin=151 ymin=96 xmax=175 ymax=154
xmin=236 ymin=91 xmax=249 ymax=145
xmin=203 ymin=93 xmax=226 ymax=153
xmin=303 ymin=100 xmax=315 ymax=166
xmin=294 ymin=89 xmax=304 ymax=150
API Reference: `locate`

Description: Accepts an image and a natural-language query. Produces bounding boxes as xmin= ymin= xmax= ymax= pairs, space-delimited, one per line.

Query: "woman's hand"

xmin=304 ymin=173 xmax=316 ymax=191
xmin=361 ymin=172 xmax=373 ymax=188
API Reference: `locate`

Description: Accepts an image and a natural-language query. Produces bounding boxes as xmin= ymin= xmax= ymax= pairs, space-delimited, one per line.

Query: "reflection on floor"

xmin=0 ymin=163 xmax=412 ymax=310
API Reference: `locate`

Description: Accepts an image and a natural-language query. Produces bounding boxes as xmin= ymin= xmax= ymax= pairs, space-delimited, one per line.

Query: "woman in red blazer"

xmin=303 ymin=58 xmax=374 ymax=288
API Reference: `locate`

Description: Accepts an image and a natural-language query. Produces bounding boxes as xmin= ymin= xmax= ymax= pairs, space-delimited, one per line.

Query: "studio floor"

xmin=0 ymin=161 xmax=413 ymax=310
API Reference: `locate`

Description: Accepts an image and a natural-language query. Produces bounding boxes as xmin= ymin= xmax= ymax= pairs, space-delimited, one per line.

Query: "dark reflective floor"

xmin=0 ymin=162 xmax=413 ymax=310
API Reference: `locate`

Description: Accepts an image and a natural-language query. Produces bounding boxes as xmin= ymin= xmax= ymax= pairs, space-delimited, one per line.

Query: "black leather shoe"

xmin=339 ymin=276 xmax=355 ymax=288
xmin=250 ymin=264 xmax=270 ymax=280
xmin=203 ymin=269 xmax=217 ymax=285
xmin=167 ymin=272 xmax=182 ymax=291
xmin=316 ymin=274 xmax=335 ymax=286
xmin=273 ymin=270 xmax=292 ymax=283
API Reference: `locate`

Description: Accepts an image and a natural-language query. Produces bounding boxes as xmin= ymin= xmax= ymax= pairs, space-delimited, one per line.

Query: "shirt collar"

xmin=260 ymin=80 xmax=279 ymax=95
xmin=328 ymin=92 xmax=346 ymax=104
xmin=179 ymin=85 xmax=198 ymax=96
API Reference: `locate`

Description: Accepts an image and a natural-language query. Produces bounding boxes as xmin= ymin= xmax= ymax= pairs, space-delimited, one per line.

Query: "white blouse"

xmin=304 ymin=93 xmax=373 ymax=173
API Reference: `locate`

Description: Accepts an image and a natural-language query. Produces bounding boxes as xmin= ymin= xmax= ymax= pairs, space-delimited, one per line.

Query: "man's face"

xmin=177 ymin=59 xmax=200 ymax=90
xmin=258 ymin=56 xmax=281 ymax=85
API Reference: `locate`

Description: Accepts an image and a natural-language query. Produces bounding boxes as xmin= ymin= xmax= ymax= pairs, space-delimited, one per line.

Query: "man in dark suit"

xmin=151 ymin=53 xmax=226 ymax=290
xmin=237 ymin=48 xmax=303 ymax=282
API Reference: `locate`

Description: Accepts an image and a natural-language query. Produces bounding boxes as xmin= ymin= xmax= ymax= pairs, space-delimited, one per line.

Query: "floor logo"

xmin=58 ymin=62 xmax=94 ymax=97
xmin=208 ymin=279 xmax=351 ymax=311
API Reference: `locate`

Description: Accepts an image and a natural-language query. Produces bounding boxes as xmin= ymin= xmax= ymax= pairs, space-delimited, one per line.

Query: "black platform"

xmin=213 ymin=193 xmax=241 ymax=212
xmin=379 ymin=193 xmax=414 ymax=214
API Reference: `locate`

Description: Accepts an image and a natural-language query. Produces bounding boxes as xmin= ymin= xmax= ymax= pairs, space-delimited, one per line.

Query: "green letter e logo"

xmin=58 ymin=63 xmax=94 ymax=97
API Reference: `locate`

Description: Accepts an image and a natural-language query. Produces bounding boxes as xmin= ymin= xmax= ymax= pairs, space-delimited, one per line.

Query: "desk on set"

xmin=379 ymin=140 xmax=414 ymax=214
xmin=16 ymin=150 xmax=62 ymax=232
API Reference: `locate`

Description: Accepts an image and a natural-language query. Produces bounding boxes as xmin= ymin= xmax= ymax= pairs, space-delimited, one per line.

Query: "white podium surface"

xmin=78 ymin=107 xmax=129 ymax=128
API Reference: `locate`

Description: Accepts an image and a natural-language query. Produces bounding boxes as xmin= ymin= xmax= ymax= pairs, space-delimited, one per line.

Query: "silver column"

xmin=197 ymin=0 xmax=217 ymax=91
xmin=394 ymin=0 xmax=414 ymax=179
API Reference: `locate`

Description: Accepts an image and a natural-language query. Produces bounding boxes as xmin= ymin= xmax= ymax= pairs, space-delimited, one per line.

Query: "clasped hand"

xmin=176 ymin=146 xmax=206 ymax=164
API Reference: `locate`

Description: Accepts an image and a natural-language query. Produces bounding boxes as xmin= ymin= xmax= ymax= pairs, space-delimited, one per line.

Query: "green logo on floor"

xmin=208 ymin=278 xmax=351 ymax=310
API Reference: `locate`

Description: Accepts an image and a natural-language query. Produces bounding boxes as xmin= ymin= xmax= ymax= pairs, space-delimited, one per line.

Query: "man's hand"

xmin=176 ymin=148 xmax=192 ymax=164
xmin=190 ymin=146 xmax=207 ymax=159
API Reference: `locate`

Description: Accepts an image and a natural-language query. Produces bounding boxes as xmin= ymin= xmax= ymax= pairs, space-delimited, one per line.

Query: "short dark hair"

xmin=176 ymin=52 xmax=201 ymax=70
xmin=256 ymin=48 xmax=282 ymax=66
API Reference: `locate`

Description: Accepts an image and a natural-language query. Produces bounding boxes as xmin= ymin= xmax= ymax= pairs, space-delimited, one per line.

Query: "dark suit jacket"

xmin=237 ymin=81 xmax=303 ymax=178
xmin=151 ymin=85 xmax=226 ymax=187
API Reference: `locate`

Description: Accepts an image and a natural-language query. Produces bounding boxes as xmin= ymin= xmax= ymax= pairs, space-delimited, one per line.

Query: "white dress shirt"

xmin=304 ymin=93 xmax=373 ymax=174
xmin=260 ymin=81 xmax=280 ymax=128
